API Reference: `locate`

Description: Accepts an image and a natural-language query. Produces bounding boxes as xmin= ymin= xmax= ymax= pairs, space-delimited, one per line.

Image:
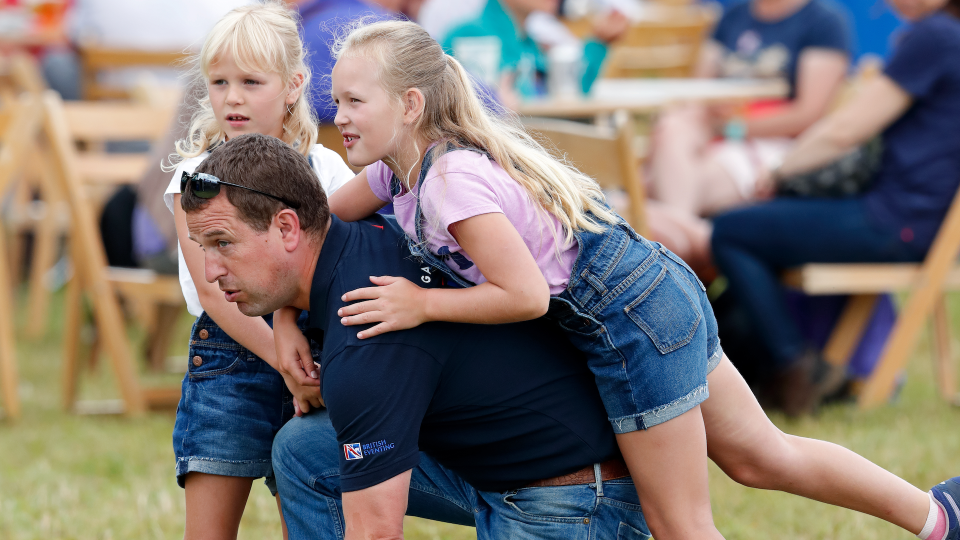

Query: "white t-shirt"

xmin=163 ymin=144 xmax=355 ymax=317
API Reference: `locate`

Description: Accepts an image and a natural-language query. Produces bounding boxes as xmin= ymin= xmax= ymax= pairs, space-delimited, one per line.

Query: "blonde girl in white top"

xmin=162 ymin=3 xmax=353 ymax=538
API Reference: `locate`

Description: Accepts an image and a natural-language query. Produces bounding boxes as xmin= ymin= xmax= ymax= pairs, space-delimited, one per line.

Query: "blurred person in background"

xmin=295 ymin=0 xmax=424 ymax=123
xmin=711 ymin=0 xmax=960 ymax=413
xmin=0 ymin=0 xmax=76 ymax=97
xmin=68 ymin=0 xmax=255 ymax=93
xmin=646 ymin=0 xmax=853 ymax=269
xmin=418 ymin=0 xmax=486 ymax=41
xmin=442 ymin=0 xmax=629 ymax=109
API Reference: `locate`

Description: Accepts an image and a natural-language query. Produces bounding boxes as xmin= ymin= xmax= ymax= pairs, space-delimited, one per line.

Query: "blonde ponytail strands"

xmin=334 ymin=20 xmax=618 ymax=245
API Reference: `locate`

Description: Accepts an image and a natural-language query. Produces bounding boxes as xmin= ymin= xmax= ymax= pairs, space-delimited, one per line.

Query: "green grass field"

xmin=1 ymin=289 xmax=958 ymax=539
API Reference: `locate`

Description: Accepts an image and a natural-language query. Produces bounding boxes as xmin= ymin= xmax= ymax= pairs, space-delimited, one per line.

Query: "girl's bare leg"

xmin=617 ymin=405 xmax=725 ymax=540
xmin=650 ymin=104 xmax=712 ymax=214
xmin=702 ymin=355 xmax=929 ymax=534
xmin=650 ymin=105 xmax=753 ymax=218
xmin=646 ymin=200 xmax=713 ymax=267
xmin=184 ymin=473 xmax=253 ymax=540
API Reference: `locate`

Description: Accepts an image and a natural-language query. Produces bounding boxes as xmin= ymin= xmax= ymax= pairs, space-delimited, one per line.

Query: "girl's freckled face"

xmin=331 ymin=55 xmax=406 ymax=168
xmin=207 ymin=51 xmax=296 ymax=141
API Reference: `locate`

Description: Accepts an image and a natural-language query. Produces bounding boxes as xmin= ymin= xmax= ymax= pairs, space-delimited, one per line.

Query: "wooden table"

xmin=518 ymin=78 xmax=789 ymax=118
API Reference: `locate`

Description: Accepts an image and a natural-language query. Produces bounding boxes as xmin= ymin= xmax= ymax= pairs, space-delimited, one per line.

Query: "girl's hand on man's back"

xmin=339 ymin=276 xmax=429 ymax=339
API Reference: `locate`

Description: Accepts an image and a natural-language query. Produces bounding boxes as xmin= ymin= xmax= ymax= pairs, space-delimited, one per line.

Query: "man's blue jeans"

xmin=712 ymin=198 xmax=925 ymax=368
xmin=272 ymin=410 xmax=651 ymax=540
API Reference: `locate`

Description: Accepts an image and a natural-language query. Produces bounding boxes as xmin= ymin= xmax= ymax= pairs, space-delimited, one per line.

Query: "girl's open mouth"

xmin=226 ymin=114 xmax=249 ymax=127
xmin=343 ymin=133 xmax=359 ymax=148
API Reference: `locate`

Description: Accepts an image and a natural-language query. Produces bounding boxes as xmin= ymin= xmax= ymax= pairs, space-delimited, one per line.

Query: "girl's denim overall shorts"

xmin=173 ymin=312 xmax=320 ymax=494
xmin=396 ymin=144 xmax=725 ymax=433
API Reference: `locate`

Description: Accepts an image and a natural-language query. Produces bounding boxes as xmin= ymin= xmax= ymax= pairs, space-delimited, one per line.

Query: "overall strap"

xmin=411 ymin=142 xmax=490 ymax=246
xmin=406 ymin=142 xmax=490 ymax=288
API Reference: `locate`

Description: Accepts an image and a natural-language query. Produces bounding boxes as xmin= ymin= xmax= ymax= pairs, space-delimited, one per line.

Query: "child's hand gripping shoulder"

xmin=274 ymin=306 xmax=319 ymax=382
xmin=339 ymin=213 xmax=551 ymax=338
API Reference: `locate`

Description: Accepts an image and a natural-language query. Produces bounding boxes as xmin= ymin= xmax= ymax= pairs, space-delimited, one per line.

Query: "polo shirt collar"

xmin=308 ymin=216 xmax=350 ymax=332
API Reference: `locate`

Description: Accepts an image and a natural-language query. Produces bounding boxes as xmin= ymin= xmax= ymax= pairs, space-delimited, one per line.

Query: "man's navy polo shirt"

xmin=306 ymin=215 xmax=619 ymax=492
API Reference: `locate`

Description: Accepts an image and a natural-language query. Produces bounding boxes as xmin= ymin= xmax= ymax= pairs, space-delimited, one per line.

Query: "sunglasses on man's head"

xmin=180 ymin=171 xmax=301 ymax=209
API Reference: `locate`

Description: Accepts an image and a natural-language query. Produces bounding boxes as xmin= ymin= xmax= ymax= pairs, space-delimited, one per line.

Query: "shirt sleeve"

xmin=162 ymin=155 xmax=205 ymax=215
xmin=581 ymin=39 xmax=607 ymax=93
xmin=322 ymin=343 xmax=442 ymax=492
xmin=884 ymin=22 xmax=946 ymax=99
xmin=365 ymin=160 xmax=395 ymax=203
xmin=419 ymin=151 xmax=505 ymax=233
xmin=310 ymin=144 xmax=357 ymax=195
xmin=802 ymin=4 xmax=853 ymax=55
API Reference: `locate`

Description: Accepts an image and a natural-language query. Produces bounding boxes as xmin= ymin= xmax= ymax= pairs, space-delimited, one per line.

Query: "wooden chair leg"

xmin=25 ymin=147 xmax=64 ymax=338
xmin=823 ymin=294 xmax=878 ymax=367
xmin=0 ymin=226 xmax=21 ymax=420
xmin=147 ymin=303 xmax=181 ymax=373
xmin=61 ymin=274 xmax=82 ymax=411
xmin=7 ymin=181 xmax=30 ymax=285
xmin=859 ymin=286 xmax=947 ymax=409
xmin=24 ymin=207 xmax=59 ymax=338
xmin=932 ymin=296 xmax=957 ymax=403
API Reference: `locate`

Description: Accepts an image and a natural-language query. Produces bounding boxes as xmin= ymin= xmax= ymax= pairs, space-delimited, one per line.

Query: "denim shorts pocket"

xmin=619 ymin=522 xmax=651 ymax=539
xmin=501 ymin=488 xmax=591 ymax=523
xmin=624 ymin=264 xmax=701 ymax=354
xmin=659 ymin=247 xmax=706 ymax=292
xmin=186 ymin=342 xmax=248 ymax=378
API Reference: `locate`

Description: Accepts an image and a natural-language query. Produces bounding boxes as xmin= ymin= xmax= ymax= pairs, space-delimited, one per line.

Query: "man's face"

xmin=185 ymin=195 xmax=297 ymax=316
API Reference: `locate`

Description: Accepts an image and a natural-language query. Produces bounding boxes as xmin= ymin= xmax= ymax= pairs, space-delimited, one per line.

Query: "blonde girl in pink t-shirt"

xmin=274 ymin=19 xmax=957 ymax=540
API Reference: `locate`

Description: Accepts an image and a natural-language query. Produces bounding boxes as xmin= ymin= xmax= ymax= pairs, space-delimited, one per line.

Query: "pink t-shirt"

xmin=367 ymin=150 xmax=577 ymax=295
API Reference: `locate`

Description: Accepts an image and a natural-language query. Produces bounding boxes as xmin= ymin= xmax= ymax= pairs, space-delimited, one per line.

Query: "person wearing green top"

xmin=442 ymin=0 xmax=627 ymax=105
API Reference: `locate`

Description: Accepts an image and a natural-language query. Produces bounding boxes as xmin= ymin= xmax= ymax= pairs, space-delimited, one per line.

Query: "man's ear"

xmin=275 ymin=209 xmax=302 ymax=252
xmin=401 ymin=87 xmax=425 ymax=125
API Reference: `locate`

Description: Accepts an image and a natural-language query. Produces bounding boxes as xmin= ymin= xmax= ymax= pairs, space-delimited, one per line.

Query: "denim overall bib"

xmin=395 ymin=144 xmax=723 ymax=433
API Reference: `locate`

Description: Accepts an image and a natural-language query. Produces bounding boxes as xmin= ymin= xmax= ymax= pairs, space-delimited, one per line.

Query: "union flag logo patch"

xmin=344 ymin=443 xmax=363 ymax=461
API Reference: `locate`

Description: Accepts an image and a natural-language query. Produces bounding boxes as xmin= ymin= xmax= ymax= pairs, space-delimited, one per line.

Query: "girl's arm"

xmin=273 ymin=305 xmax=320 ymax=386
xmin=328 ymin=168 xmax=388 ymax=222
xmin=338 ymin=212 xmax=550 ymax=338
xmin=743 ymin=49 xmax=850 ymax=138
xmin=777 ymin=73 xmax=911 ymax=176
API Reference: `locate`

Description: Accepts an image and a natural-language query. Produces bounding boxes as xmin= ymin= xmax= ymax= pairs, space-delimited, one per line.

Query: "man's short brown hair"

xmin=181 ymin=133 xmax=330 ymax=240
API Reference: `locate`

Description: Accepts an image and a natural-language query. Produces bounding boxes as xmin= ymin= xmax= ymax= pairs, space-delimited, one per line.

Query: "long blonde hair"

xmin=333 ymin=20 xmax=618 ymax=242
xmin=176 ymin=1 xmax=316 ymax=159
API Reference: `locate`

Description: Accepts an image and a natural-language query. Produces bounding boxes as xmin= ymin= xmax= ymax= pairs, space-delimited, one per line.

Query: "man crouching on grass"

xmin=181 ymin=133 xmax=653 ymax=540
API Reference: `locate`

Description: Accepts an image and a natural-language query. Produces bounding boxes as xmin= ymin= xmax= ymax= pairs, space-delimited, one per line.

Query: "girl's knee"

xmin=714 ymin=430 xmax=795 ymax=489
